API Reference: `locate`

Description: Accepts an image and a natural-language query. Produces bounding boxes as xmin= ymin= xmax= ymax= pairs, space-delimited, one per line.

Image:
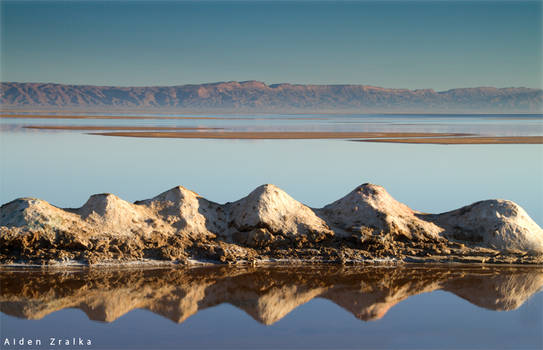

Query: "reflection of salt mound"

xmin=230 ymin=284 xmax=326 ymax=325
xmin=436 ymin=200 xmax=543 ymax=253
xmin=444 ymin=270 xmax=543 ymax=311
xmin=320 ymin=184 xmax=442 ymax=240
xmin=323 ymin=288 xmax=398 ymax=321
xmin=322 ymin=274 xmax=442 ymax=321
xmin=226 ymin=184 xmax=333 ymax=241
xmin=1 ymin=267 xmax=542 ymax=325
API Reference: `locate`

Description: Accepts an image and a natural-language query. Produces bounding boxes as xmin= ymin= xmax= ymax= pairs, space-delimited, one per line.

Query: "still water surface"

xmin=1 ymin=114 xmax=542 ymax=222
xmin=2 ymin=113 xmax=543 ymax=135
xmin=0 ymin=114 xmax=542 ymax=349
xmin=1 ymin=265 xmax=542 ymax=349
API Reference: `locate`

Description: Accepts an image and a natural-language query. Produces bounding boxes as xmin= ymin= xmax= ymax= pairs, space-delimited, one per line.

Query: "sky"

xmin=1 ymin=0 xmax=542 ymax=91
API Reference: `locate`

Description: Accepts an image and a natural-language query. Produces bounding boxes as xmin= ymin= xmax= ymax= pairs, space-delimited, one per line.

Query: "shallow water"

xmin=2 ymin=113 xmax=543 ymax=135
xmin=1 ymin=114 xmax=542 ymax=223
xmin=1 ymin=114 xmax=542 ymax=349
xmin=1 ymin=265 xmax=542 ymax=349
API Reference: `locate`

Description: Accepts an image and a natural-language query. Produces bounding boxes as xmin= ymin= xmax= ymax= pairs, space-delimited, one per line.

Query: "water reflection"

xmin=1 ymin=265 xmax=541 ymax=325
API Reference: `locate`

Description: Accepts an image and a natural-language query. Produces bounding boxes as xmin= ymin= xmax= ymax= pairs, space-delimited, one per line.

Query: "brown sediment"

xmin=89 ymin=131 xmax=471 ymax=139
xmin=23 ymin=125 xmax=223 ymax=131
xmin=354 ymin=136 xmax=543 ymax=144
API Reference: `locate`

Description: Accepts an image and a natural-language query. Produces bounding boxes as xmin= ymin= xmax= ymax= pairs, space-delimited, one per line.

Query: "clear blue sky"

xmin=1 ymin=0 xmax=542 ymax=90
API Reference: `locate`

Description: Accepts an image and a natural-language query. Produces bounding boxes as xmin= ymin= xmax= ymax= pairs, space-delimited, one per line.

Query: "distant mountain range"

xmin=1 ymin=81 xmax=542 ymax=113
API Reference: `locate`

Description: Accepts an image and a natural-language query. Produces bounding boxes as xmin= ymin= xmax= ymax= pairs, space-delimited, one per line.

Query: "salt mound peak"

xmin=77 ymin=193 xmax=126 ymax=218
xmin=0 ymin=198 xmax=63 ymax=228
xmin=0 ymin=198 xmax=86 ymax=241
xmin=136 ymin=185 xmax=201 ymax=206
xmin=73 ymin=193 xmax=155 ymax=237
xmin=227 ymin=184 xmax=333 ymax=240
xmin=321 ymin=183 xmax=442 ymax=240
xmin=325 ymin=183 xmax=413 ymax=214
xmin=135 ymin=185 xmax=221 ymax=240
xmin=436 ymin=199 xmax=543 ymax=253
xmin=239 ymin=184 xmax=297 ymax=207
xmin=0 ymin=198 xmax=38 ymax=226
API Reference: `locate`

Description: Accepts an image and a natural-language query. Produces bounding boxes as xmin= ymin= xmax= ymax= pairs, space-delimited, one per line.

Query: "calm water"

xmin=1 ymin=265 xmax=542 ymax=349
xmin=1 ymin=114 xmax=542 ymax=222
xmin=2 ymin=113 xmax=543 ymax=135
xmin=1 ymin=114 xmax=542 ymax=349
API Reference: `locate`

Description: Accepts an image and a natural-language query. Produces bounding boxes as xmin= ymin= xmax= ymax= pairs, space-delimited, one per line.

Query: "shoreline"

xmin=1 ymin=256 xmax=542 ymax=268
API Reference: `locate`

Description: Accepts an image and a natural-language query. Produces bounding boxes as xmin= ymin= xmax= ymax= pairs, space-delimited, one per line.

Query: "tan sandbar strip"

xmin=90 ymin=131 xmax=471 ymax=139
xmin=355 ymin=136 xmax=543 ymax=144
xmin=0 ymin=114 xmax=326 ymax=121
xmin=24 ymin=125 xmax=222 ymax=131
xmin=1 ymin=114 xmax=241 ymax=120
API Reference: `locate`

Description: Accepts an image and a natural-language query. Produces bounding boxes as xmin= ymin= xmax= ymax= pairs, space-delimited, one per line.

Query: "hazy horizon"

xmin=1 ymin=0 xmax=542 ymax=91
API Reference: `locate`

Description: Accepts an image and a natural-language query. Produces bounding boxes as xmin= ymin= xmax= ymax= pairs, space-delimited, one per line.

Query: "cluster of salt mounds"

xmin=1 ymin=183 xmax=542 ymax=265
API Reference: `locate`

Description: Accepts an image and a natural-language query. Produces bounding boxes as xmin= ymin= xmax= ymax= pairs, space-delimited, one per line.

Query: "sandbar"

xmin=0 ymin=114 xmax=326 ymax=121
xmin=355 ymin=136 xmax=543 ymax=144
xmin=24 ymin=125 xmax=222 ymax=131
xmin=90 ymin=131 xmax=470 ymax=139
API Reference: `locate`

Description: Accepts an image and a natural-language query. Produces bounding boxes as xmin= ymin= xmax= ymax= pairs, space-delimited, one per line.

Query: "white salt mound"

xmin=1 ymin=183 xmax=542 ymax=255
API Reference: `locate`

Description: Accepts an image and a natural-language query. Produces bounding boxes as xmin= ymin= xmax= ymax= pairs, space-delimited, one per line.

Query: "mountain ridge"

xmin=2 ymin=81 xmax=541 ymax=112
